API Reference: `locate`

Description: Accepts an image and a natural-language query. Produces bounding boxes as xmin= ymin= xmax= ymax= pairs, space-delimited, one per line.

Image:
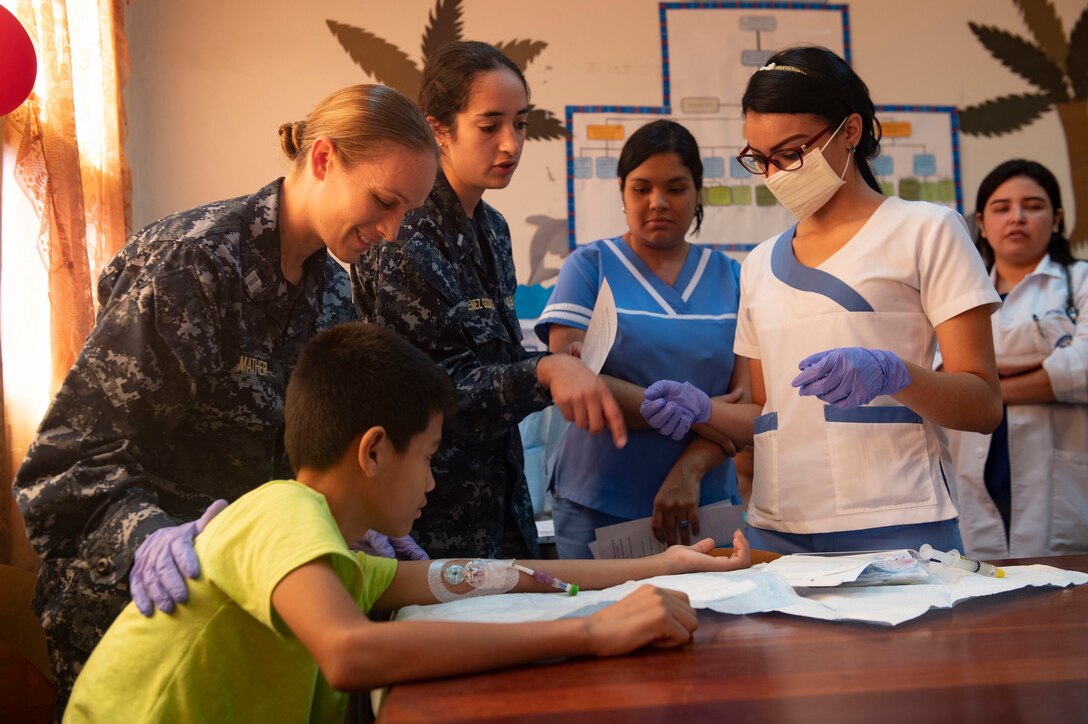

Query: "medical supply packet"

xmin=395 ymin=563 xmax=1088 ymax=627
xmin=764 ymin=549 xmax=929 ymax=587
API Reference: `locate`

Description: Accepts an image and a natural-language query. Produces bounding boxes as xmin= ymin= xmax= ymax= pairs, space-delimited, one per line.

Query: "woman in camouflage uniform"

xmin=14 ymin=84 xmax=438 ymax=712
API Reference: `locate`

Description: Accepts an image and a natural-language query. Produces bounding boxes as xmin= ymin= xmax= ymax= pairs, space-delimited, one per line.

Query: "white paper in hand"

xmin=580 ymin=279 xmax=617 ymax=374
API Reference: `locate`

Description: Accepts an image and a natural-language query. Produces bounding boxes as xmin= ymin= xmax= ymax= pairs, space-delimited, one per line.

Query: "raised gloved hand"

xmin=354 ymin=530 xmax=430 ymax=560
xmin=130 ymin=499 xmax=229 ymax=616
xmin=640 ymin=380 xmax=712 ymax=441
xmin=791 ymin=347 xmax=912 ymax=408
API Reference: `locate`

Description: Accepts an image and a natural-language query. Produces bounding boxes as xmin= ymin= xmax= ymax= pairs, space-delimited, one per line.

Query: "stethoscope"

xmin=1034 ymin=265 xmax=1079 ymax=349
xmin=1062 ymin=264 xmax=1079 ymax=324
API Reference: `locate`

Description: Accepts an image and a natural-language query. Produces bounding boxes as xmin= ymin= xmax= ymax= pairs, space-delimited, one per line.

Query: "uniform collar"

xmin=240 ymin=178 xmax=325 ymax=301
xmin=1031 ymin=254 xmax=1066 ymax=279
xmin=430 ymin=171 xmax=494 ymax=267
xmin=989 ymin=254 xmax=1065 ymax=285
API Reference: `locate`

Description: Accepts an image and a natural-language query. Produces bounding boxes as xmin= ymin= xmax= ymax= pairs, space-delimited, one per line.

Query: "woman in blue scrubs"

xmin=536 ymin=120 xmax=746 ymax=558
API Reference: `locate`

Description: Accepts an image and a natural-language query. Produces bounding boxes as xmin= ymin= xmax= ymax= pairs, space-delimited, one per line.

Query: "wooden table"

xmin=378 ymin=555 xmax=1088 ymax=723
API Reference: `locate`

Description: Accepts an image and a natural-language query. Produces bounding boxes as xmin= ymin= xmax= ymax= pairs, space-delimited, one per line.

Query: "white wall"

xmin=124 ymin=0 xmax=1084 ymax=278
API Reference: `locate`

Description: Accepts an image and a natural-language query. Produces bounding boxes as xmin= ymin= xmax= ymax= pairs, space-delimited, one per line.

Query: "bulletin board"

xmin=565 ymin=3 xmax=964 ymax=252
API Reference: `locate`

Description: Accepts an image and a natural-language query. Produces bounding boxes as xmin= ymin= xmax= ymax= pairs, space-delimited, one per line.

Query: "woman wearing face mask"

xmin=354 ymin=41 xmax=625 ymax=560
xmin=641 ymin=46 xmax=1002 ymax=554
xmin=535 ymin=120 xmax=748 ymax=558
xmin=945 ymin=160 xmax=1087 ymax=558
xmin=13 ymin=84 xmax=439 ymax=711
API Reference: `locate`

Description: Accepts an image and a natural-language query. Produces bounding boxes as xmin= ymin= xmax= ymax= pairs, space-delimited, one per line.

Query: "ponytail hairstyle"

xmin=278 ymin=84 xmax=437 ymax=169
xmin=741 ymin=46 xmax=883 ymax=193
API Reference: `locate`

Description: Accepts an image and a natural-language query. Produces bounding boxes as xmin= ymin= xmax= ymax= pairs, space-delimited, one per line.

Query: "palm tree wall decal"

xmin=327 ymin=0 xmax=566 ymax=140
xmin=960 ymin=0 xmax=1087 ymax=248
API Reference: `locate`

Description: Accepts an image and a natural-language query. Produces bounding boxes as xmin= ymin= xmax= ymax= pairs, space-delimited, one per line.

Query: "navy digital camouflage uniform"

xmin=12 ymin=179 xmax=355 ymax=709
xmin=353 ymin=171 xmax=548 ymax=560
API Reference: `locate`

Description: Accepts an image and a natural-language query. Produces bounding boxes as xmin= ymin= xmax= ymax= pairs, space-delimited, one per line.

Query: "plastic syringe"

xmin=918 ymin=544 xmax=1005 ymax=578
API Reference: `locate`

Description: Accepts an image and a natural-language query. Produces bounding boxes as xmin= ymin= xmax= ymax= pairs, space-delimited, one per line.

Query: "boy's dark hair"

xmin=617 ymin=119 xmax=705 ymax=234
xmin=973 ymin=159 xmax=1073 ymax=270
xmin=285 ymin=322 xmax=457 ymax=471
xmin=741 ymin=45 xmax=883 ymax=194
xmin=419 ymin=40 xmax=529 ymax=133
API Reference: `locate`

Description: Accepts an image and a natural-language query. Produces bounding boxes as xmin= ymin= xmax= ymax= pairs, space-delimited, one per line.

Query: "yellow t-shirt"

xmin=65 ymin=480 xmax=398 ymax=723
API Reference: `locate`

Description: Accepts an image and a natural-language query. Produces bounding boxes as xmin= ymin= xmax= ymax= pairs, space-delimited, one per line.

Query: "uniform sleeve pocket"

xmin=153 ymin=267 xmax=222 ymax=378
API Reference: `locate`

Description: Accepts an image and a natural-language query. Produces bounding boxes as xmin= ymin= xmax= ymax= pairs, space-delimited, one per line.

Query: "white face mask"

xmin=762 ymin=117 xmax=851 ymax=221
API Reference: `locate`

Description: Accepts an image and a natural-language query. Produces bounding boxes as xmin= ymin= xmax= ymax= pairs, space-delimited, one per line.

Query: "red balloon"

xmin=0 ymin=5 xmax=36 ymax=117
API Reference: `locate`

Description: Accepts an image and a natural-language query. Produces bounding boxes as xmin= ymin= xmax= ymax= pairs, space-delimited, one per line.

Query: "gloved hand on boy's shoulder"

xmin=130 ymin=498 xmax=229 ymax=617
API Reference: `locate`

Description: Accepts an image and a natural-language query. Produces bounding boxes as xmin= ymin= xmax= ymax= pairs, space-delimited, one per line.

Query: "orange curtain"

xmin=9 ymin=0 xmax=132 ymax=393
xmin=1 ymin=0 xmax=130 ymax=568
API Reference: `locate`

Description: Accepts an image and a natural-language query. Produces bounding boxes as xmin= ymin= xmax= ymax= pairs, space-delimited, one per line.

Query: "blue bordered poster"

xmin=565 ymin=3 xmax=962 ymax=252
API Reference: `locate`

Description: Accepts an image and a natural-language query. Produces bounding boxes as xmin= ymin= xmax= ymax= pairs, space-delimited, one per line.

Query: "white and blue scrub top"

xmin=734 ymin=197 xmax=1001 ymax=534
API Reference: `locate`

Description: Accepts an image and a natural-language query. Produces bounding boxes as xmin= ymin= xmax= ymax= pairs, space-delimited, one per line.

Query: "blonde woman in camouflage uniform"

xmin=13 ymin=84 xmax=438 ymax=713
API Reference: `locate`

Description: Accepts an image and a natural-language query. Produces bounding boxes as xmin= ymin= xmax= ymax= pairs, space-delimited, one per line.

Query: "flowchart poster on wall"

xmin=869 ymin=106 xmax=963 ymax=213
xmin=567 ymin=3 xmax=963 ymax=252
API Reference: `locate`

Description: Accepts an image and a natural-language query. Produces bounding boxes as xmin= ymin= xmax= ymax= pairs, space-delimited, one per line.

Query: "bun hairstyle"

xmin=278 ymin=120 xmax=308 ymax=161
xmin=419 ymin=41 xmax=528 ymax=133
xmin=277 ymin=84 xmax=438 ymax=170
xmin=741 ymin=46 xmax=883 ymax=193
xmin=617 ymin=119 xmax=705 ymax=234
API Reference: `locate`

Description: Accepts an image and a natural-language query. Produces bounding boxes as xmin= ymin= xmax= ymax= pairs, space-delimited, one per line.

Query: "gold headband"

xmin=758 ymin=62 xmax=807 ymax=75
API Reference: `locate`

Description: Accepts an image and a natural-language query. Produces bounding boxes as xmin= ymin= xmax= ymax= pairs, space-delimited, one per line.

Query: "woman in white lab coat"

xmin=946 ymin=160 xmax=1088 ymax=558
xmin=636 ymin=46 xmax=1003 ymax=554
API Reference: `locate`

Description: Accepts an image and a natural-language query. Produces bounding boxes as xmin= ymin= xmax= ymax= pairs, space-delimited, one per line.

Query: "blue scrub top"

xmin=535 ymin=238 xmax=741 ymax=519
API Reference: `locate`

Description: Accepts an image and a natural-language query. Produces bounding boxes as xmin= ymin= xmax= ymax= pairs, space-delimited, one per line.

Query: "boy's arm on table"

xmin=272 ymin=558 xmax=702 ymax=691
xmin=373 ymin=534 xmax=750 ymax=612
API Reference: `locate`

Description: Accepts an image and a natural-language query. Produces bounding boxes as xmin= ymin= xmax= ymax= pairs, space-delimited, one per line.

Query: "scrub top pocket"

xmin=824 ymin=406 xmax=937 ymax=514
xmin=752 ymin=412 xmax=780 ymax=520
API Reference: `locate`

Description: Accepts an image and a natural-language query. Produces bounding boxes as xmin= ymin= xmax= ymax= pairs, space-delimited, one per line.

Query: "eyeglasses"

xmin=736 ymin=125 xmax=833 ymax=175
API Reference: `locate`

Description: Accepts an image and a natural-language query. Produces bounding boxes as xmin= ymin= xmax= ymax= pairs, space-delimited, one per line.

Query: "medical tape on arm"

xmin=427 ymin=559 xmax=519 ymax=602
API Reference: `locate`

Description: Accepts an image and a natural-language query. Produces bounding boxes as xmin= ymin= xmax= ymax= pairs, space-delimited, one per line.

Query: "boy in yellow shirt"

xmin=65 ymin=322 xmax=749 ymax=722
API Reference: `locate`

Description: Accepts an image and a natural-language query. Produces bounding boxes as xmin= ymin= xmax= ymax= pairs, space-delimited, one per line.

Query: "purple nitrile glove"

xmin=354 ymin=530 xmax=430 ymax=561
xmin=640 ymin=380 xmax=712 ymax=441
xmin=791 ymin=347 xmax=912 ymax=408
xmin=130 ymin=499 xmax=229 ymax=617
